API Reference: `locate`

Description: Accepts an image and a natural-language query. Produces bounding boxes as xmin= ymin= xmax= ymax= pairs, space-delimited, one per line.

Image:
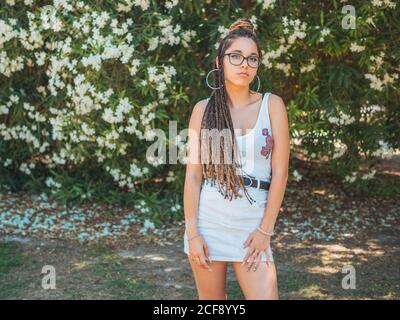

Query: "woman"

xmin=183 ymin=18 xmax=290 ymax=300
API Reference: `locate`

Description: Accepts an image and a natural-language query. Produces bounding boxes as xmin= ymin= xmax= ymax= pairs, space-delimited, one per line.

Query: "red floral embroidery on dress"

xmin=260 ymin=127 xmax=273 ymax=159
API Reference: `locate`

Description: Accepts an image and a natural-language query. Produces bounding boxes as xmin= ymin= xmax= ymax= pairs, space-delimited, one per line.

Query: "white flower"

xmin=300 ymin=59 xmax=316 ymax=73
xmin=0 ymin=20 xmax=18 ymax=49
xmin=129 ymin=162 xmax=146 ymax=178
xmin=45 ymin=177 xmax=62 ymax=189
xmin=165 ymin=0 xmax=179 ymax=9
xmin=292 ymin=170 xmax=303 ymax=182
xmin=321 ymin=27 xmax=331 ymax=36
xmin=350 ymin=43 xmax=365 ymax=52
xmin=171 ymin=203 xmax=181 ymax=212
xmin=328 ymin=110 xmax=355 ymax=126
xmin=81 ymin=54 xmax=102 ymax=71
xmin=361 ymin=169 xmax=377 ymax=180
xmin=217 ymin=25 xmax=229 ymax=39
xmin=166 ymin=170 xmax=176 ymax=182
xmin=344 ymin=172 xmax=357 ymax=183
xmin=371 ymin=140 xmax=398 ymax=158
xmin=332 ymin=140 xmax=347 ymax=159
xmin=257 ymin=0 xmax=276 ymax=10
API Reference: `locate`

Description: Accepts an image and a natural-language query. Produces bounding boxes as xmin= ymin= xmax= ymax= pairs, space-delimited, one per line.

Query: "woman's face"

xmin=216 ymin=37 xmax=260 ymax=89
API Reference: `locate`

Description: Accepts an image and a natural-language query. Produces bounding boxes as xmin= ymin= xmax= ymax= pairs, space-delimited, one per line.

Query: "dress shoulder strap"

xmin=264 ymin=92 xmax=272 ymax=127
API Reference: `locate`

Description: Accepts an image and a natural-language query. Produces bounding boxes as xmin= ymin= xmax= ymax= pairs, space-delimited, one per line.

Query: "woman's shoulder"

xmin=192 ymin=98 xmax=209 ymax=116
xmin=267 ymin=93 xmax=284 ymax=105
xmin=188 ymin=98 xmax=209 ymax=127
xmin=267 ymin=93 xmax=286 ymax=112
xmin=195 ymin=97 xmax=210 ymax=109
xmin=267 ymin=93 xmax=288 ymax=130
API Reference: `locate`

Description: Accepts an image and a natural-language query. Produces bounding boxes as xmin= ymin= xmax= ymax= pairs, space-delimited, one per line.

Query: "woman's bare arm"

xmin=184 ymin=99 xmax=208 ymax=239
xmin=260 ymin=94 xmax=290 ymax=233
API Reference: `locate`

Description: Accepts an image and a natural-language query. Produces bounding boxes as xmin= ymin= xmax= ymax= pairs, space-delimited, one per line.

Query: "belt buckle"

xmin=244 ymin=175 xmax=261 ymax=190
xmin=242 ymin=175 xmax=252 ymax=187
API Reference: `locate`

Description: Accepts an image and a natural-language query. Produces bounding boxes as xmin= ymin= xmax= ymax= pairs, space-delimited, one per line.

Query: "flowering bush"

xmin=0 ymin=0 xmax=399 ymax=209
xmin=0 ymin=1 xmax=191 ymax=200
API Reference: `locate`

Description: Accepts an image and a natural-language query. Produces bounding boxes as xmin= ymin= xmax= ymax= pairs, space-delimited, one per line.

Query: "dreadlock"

xmin=200 ymin=18 xmax=263 ymax=205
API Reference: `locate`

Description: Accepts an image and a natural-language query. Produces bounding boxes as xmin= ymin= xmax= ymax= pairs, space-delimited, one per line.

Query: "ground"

xmin=1 ymin=228 xmax=398 ymax=299
xmin=0 ymin=157 xmax=399 ymax=299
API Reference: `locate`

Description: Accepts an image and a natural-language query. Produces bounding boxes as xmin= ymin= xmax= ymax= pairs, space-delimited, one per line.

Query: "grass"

xmin=0 ymin=241 xmax=23 ymax=273
xmin=0 ymin=234 xmax=398 ymax=300
xmin=0 ymin=242 xmax=33 ymax=299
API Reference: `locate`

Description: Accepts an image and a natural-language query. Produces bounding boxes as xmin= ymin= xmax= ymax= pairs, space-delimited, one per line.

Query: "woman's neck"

xmin=226 ymin=87 xmax=259 ymax=110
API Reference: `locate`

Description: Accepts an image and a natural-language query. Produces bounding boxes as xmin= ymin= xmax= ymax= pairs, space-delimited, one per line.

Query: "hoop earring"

xmin=251 ymin=75 xmax=261 ymax=92
xmin=205 ymin=68 xmax=224 ymax=90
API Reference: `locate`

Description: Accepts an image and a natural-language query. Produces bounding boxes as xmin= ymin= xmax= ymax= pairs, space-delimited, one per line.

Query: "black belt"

xmin=239 ymin=175 xmax=271 ymax=191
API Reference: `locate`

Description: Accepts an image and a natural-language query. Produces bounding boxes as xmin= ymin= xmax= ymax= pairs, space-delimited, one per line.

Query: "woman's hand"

xmin=242 ymin=229 xmax=271 ymax=271
xmin=188 ymin=235 xmax=212 ymax=271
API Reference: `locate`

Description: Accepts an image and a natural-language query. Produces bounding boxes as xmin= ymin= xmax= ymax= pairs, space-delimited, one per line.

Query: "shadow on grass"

xmin=275 ymin=234 xmax=399 ymax=299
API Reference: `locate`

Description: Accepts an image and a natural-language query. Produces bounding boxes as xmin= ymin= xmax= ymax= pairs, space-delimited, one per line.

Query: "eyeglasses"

xmin=223 ymin=52 xmax=260 ymax=68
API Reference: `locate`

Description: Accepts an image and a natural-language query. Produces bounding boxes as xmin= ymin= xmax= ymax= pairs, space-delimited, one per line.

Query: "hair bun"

xmin=228 ymin=18 xmax=255 ymax=34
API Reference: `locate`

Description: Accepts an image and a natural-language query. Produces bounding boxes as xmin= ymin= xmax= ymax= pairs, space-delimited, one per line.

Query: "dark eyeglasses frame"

xmin=223 ymin=52 xmax=260 ymax=68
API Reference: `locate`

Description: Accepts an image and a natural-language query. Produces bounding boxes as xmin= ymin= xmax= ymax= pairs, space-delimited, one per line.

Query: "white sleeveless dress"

xmin=184 ymin=92 xmax=274 ymax=262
